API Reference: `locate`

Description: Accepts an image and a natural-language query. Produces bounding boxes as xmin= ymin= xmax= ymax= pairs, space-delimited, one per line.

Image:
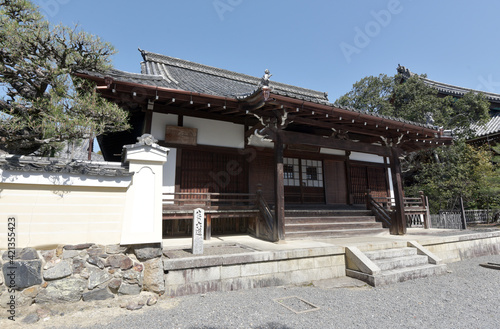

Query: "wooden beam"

xmin=389 ymin=147 xmax=406 ymax=235
xmin=153 ymin=105 xmax=255 ymax=125
xmin=272 ymin=130 xmax=391 ymax=157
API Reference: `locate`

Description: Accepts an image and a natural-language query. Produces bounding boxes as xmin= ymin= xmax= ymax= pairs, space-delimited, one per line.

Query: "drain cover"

xmin=274 ymin=296 xmax=320 ymax=314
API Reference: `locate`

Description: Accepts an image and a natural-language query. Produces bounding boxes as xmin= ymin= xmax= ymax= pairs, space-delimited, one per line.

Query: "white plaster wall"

xmin=387 ymin=168 xmax=395 ymax=203
xmin=121 ymin=144 xmax=167 ymax=245
xmin=183 ymin=117 xmax=244 ymax=149
xmin=151 ymin=113 xmax=178 ymax=141
xmin=349 ymin=152 xmax=385 ymax=164
xmin=163 ymin=148 xmax=177 ymax=193
xmin=152 ymin=113 xmax=244 ymax=148
xmin=320 ymin=148 xmax=345 ymax=156
xmin=0 ymin=184 xmax=127 ymax=247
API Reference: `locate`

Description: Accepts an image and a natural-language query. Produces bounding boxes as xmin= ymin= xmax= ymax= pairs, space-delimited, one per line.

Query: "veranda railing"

xmin=365 ymin=190 xmax=431 ymax=229
xmin=162 ymin=191 xmax=276 ymax=240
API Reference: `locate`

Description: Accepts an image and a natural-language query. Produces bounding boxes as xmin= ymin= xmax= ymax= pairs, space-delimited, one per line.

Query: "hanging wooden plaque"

xmin=165 ymin=126 xmax=197 ymax=145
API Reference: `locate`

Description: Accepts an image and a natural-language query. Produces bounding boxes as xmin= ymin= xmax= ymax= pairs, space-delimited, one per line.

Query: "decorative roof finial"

xmin=137 ymin=134 xmax=158 ymax=146
xmin=260 ymin=69 xmax=272 ymax=87
xmin=425 ymin=112 xmax=435 ymax=126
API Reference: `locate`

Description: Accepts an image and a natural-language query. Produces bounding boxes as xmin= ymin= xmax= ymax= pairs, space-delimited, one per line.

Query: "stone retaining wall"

xmin=0 ymin=243 xmax=164 ymax=309
xmin=421 ymin=231 xmax=500 ymax=263
xmin=163 ymin=247 xmax=346 ymax=297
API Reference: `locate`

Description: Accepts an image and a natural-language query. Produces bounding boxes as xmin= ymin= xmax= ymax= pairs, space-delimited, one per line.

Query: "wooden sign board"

xmin=165 ymin=126 xmax=197 ymax=146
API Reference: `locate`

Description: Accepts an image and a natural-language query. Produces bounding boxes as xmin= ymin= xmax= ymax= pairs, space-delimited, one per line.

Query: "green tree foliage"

xmin=337 ymin=73 xmax=490 ymax=138
xmin=405 ymin=142 xmax=498 ymax=213
xmin=337 ymin=71 xmax=496 ymax=211
xmin=336 ymin=74 xmax=394 ymax=115
xmin=0 ymin=0 xmax=130 ymax=155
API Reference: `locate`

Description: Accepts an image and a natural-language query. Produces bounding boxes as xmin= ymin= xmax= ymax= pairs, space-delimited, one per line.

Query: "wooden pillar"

xmin=144 ymin=111 xmax=153 ymax=134
xmin=174 ymin=149 xmax=182 ymax=193
xmin=459 ymin=197 xmax=467 ymax=230
xmin=205 ymin=214 xmax=212 ymax=240
xmin=389 ymin=147 xmax=406 ymax=235
xmin=345 ymin=151 xmax=353 ymax=205
xmin=274 ymin=131 xmax=285 ymax=240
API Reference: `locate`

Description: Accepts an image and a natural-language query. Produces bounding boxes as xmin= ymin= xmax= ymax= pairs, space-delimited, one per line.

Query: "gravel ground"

xmin=6 ymin=254 xmax=500 ymax=329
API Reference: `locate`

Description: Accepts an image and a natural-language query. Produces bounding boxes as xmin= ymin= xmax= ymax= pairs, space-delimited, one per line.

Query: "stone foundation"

xmin=162 ymin=247 xmax=346 ymax=297
xmin=421 ymin=231 xmax=500 ymax=263
xmin=0 ymin=243 xmax=164 ymax=309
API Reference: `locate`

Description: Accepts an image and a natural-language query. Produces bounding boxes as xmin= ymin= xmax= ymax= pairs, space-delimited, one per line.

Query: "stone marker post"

xmin=192 ymin=208 xmax=204 ymax=254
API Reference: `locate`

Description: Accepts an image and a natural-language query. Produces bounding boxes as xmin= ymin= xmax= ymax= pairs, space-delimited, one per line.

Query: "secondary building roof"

xmin=397 ymin=65 xmax=500 ymax=144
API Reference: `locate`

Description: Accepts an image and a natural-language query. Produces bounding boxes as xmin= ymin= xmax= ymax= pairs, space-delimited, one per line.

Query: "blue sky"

xmin=32 ymin=0 xmax=500 ymax=101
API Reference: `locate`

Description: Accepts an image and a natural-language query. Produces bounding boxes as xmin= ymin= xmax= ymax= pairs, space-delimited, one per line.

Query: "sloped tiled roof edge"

xmin=139 ymin=49 xmax=329 ymax=102
xmin=80 ymin=68 xmax=440 ymax=131
xmin=85 ymin=68 xmax=170 ymax=86
xmin=397 ymin=65 xmax=500 ymax=102
xmin=0 ymin=155 xmax=133 ymax=177
xmin=471 ymin=113 xmax=500 ymax=137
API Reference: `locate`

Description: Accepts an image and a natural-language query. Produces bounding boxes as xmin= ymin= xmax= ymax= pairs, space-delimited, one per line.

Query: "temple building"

xmin=77 ymin=50 xmax=452 ymax=241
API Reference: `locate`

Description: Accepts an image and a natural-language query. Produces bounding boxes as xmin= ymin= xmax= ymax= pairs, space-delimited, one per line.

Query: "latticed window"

xmin=306 ymin=166 xmax=318 ymax=181
xmin=283 ymin=158 xmax=300 ymax=186
xmin=284 ymin=164 xmax=295 ymax=179
xmin=301 ymin=159 xmax=323 ymax=187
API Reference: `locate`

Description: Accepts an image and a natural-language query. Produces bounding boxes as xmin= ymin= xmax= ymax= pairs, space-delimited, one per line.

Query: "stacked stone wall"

xmin=0 ymin=243 xmax=164 ymax=309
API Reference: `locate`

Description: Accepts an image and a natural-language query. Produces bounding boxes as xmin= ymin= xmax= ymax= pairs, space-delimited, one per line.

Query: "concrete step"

xmin=286 ymin=216 xmax=377 ymax=224
xmin=346 ymin=263 xmax=448 ymax=286
xmin=364 ymin=247 xmax=417 ymax=261
xmin=374 ymin=254 xmax=430 ymax=271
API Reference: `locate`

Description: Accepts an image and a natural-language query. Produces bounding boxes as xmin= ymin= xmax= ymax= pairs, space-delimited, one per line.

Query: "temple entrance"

xmin=350 ymin=164 xmax=389 ymax=204
xmin=283 ymin=157 xmax=325 ymax=204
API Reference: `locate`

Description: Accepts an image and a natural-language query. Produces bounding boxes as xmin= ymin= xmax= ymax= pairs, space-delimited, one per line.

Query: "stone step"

xmin=346 ymin=263 xmax=448 ymax=286
xmin=285 ymin=221 xmax=383 ymax=232
xmin=364 ymin=247 xmax=417 ymax=261
xmin=373 ymin=254 xmax=430 ymax=271
xmin=285 ymin=216 xmax=377 ymax=224
xmin=285 ymin=228 xmax=388 ymax=239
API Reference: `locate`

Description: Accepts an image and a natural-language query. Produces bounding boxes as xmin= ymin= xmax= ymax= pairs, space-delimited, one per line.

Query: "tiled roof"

xmin=138 ymin=49 xmax=330 ymax=104
xmin=397 ymin=65 xmax=500 ymax=102
xmin=472 ymin=112 xmax=500 ymax=137
xmin=0 ymin=155 xmax=133 ymax=177
xmin=82 ymin=51 xmax=441 ymax=132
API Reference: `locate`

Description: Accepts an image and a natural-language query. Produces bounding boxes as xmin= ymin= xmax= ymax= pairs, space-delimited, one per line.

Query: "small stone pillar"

xmin=192 ymin=208 xmax=204 ymax=254
xmin=121 ymin=134 xmax=169 ymax=245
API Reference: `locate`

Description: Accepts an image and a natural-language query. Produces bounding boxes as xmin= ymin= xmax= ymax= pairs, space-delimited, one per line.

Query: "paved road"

xmin=9 ymin=254 xmax=500 ymax=329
